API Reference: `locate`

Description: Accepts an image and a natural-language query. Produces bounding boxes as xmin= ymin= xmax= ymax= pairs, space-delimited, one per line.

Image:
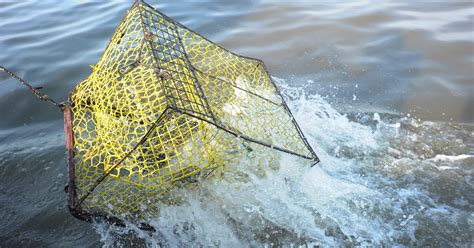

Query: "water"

xmin=0 ymin=0 xmax=472 ymax=247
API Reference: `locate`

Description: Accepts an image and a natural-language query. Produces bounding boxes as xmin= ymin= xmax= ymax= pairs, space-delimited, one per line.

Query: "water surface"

xmin=0 ymin=0 xmax=472 ymax=247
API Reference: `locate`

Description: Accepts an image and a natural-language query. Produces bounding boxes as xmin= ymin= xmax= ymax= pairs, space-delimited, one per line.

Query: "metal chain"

xmin=0 ymin=66 xmax=67 ymax=111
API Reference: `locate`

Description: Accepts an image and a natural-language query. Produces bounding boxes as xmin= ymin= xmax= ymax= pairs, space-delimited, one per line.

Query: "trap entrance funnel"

xmin=64 ymin=0 xmax=319 ymax=228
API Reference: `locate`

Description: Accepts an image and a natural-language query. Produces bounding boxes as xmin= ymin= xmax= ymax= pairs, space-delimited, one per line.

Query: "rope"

xmin=0 ymin=66 xmax=67 ymax=111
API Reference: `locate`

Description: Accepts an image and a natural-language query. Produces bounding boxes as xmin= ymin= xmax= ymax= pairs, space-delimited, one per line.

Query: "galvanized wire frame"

xmin=64 ymin=0 xmax=319 ymax=230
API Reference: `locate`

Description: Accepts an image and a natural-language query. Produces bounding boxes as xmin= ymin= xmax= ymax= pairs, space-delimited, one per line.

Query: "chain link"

xmin=0 ymin=66 xmax=67 ymax=111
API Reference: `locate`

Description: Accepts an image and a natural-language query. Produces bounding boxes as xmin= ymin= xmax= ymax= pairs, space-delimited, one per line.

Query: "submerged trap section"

xmin=64 ymin=0 xmax=319 ymax=228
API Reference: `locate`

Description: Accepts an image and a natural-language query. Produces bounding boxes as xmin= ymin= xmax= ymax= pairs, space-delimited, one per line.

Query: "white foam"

xmin=94 ymin=81 xmax=471 ymax=246
xmin=431 ymin=154 xmax=473 ymax=162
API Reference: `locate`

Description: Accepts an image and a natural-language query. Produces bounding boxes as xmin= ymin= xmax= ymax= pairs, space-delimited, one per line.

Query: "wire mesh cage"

xmin=65 ymin=0 xmax=319 ymax=229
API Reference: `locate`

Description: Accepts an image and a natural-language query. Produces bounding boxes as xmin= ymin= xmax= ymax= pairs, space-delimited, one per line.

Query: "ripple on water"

xmin=0 ymin=0 xmax=472 ymax=246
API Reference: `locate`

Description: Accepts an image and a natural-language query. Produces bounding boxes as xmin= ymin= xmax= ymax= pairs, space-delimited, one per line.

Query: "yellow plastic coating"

xmin=70 ymin=1 xmax=316 ymax=221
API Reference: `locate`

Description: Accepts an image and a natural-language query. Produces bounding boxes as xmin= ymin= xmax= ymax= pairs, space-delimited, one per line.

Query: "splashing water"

xmin=93 ymin=80 xmax=473 ymax=247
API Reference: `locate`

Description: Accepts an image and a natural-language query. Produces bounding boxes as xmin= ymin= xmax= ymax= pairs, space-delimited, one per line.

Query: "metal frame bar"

xmin=137 ymin=1 xmax=318 ymax=161
xmin=64 ymin=102 xmax=156 ymax=231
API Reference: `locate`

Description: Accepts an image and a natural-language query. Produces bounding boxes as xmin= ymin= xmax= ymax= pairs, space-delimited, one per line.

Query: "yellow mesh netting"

xmin=68 ymin=1 xmax=318 ymax=223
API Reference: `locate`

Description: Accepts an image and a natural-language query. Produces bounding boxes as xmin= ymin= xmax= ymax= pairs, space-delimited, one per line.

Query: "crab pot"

xmin=65 ymin=0 xmax=318 ymax=229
